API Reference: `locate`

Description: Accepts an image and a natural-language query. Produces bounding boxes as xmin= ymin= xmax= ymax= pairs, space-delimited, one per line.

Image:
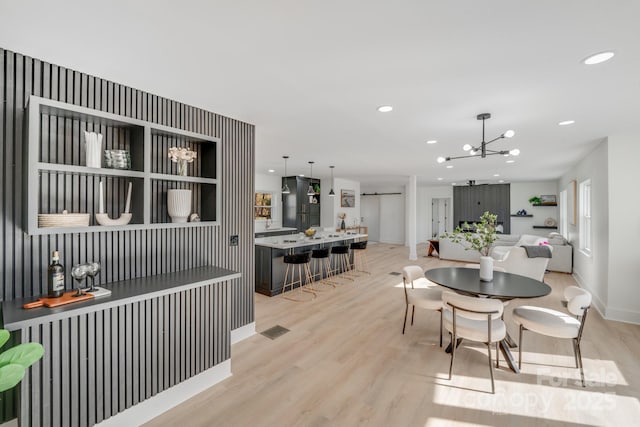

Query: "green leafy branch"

xmin=441 ymin=211 xmax=498 ymax=257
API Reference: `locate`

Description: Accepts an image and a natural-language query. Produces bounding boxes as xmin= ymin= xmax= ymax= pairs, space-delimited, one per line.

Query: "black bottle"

xmin=47 ymin=250 xmax=65 ymax=297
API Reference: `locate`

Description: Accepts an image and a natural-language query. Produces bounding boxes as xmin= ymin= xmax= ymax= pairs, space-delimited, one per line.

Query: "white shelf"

xmin=37 ymin=162 xmax=146 ymax=179
xmin=150 ymin=173 xmax=217 ymax=185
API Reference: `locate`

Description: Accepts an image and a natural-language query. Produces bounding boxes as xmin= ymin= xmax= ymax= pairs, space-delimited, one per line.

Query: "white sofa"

xmin=438 ymin=233 xmax=572 ymax=273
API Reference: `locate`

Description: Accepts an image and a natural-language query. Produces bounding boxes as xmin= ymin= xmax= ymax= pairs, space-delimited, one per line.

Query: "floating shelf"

xmin=533 ymin=225 xmax=558 ymax=229
xmin=511 ymin=214 xmax=533 ymax=217
xmin=532 ymin=204 xmax=557 ymax=207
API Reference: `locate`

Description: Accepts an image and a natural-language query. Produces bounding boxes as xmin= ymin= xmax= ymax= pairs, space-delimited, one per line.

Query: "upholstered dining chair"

xmin=512 ymin=286 xmax=592 ymax=386
xmin=442 ymin=291 xmax=506 ymax=394
xmin=493 ymin=246 xmax=552 ymax=282
xmin=402 ymin=266 xmax=443 ymax=346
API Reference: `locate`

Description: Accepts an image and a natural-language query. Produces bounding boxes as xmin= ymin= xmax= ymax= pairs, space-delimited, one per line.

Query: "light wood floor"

xmin=147 ymin=243 xmax=640 ymax=427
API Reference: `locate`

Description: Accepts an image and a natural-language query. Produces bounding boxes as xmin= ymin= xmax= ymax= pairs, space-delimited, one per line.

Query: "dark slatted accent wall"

xmin=0 ymin=48 xmax=255 ymax=422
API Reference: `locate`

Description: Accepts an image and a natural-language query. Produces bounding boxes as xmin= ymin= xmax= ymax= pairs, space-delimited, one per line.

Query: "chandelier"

xmin=437 ymin=113 xmax=519 ymax=163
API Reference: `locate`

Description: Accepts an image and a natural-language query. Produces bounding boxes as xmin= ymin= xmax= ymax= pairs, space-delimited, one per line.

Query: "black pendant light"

xmin=328 ymin=165 xmax=336 ymax=196
xmin=281 ymin=156 xmax=290 ymax=194
xmin=306 ymin=161 xmax=315 ymax=195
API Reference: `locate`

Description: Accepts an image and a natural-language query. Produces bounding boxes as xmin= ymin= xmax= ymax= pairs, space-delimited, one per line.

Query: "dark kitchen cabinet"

xmin=282 ymin=176 xmax=321 ymax=231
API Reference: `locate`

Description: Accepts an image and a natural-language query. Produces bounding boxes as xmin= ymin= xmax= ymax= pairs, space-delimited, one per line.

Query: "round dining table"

xmin=425 ymin=267 xmax=551 ymax=373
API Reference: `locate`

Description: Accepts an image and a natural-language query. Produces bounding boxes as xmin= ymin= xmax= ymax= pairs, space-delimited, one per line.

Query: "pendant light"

xmin=328 ymin=165 xmax=336 ymax=196
xmin=281 ymin=156 xmax=291 ymax=194
xmin=307 ymin=161 xmax=316 ymax=195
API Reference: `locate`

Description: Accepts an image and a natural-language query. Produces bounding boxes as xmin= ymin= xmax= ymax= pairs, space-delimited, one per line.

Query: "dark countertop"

xmin=2 ymin=265 xmax=241 ymax=331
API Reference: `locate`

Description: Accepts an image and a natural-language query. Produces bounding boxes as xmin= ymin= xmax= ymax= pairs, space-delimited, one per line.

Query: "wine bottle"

xmin=48 ymin=250 xmax=65 ymax=298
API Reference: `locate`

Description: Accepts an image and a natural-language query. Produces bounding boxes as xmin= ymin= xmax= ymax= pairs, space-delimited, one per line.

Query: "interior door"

xmin=361 ymin=196 xmax=380 ymax=241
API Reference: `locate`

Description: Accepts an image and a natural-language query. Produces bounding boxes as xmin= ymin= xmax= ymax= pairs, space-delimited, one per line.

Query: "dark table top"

xmin=425 ymin=267 xmax=551 ymax=299
xmin=2 ymin=266 xmax=241 ymax=331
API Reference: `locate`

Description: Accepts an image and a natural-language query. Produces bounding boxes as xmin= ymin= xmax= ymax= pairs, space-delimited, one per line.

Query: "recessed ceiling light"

xmin=452 ymin=183 xmax=456 ymax=186
xmin=437 ymin=177 xmax=443 ymax=181
xmin=583 ymin=51 xmax=615 ymax=65
xmin=268 ymin=169 xmax=275 ymax=173
xmin=446 ymin=165 xmax=453 ymax=169
xmin=506 ymin=160 xmax=515 ymax=164
xmin=299 ymin=174 xmax=305 ymax=177
xmin=499 ymin=180 xmax=505 ymax=183
xmin=558 ymin=120 xmax=575 ymax=126
xmin=377 ymin=105 xmax=393 ymax=113
xmin=493 ymin=174 xmax=500 ymax=177
xmin=426 ymin=140 xmax=437 ymax=144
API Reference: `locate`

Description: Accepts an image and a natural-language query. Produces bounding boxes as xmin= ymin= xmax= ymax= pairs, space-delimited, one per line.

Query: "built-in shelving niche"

xmin=26 ymin=95 xmax=221 ymax=235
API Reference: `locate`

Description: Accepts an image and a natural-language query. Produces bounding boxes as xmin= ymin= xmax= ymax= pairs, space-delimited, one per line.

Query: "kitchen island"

xmin=255 ymin=233 xmax=367 ymax=296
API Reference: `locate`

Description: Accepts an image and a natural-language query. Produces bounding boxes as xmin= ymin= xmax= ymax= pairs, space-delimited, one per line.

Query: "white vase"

xmin=479 ymin=256 xmax=494 ymax=282
xmin=84 ymin=131 xmax=102 ymax=168
xmin=167 ymin=189 xmax=192 ymax=223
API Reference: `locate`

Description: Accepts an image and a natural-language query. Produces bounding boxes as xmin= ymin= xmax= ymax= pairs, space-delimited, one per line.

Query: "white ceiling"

xmin=1 ymin=1 xmax=639 ymax=186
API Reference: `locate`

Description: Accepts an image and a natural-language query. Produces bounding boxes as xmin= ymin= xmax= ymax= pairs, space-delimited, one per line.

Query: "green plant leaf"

xmin=0 ymin=330 xmax=10 ymax=349
xmin=0 ymin=363 xmax=26 ymax=392
xmin=0 ymin=343 xmax=44 ymax=369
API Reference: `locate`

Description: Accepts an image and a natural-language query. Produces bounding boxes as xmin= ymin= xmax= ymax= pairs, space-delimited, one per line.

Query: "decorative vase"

xmin=167 ymin=189 xmax=192 ymax=223
xmin=479 ymin=256 xmax=494 ymax=282
xmin=341 ymin=219 xmax=346 ymax=230
xmin=84 ymin=131 xmax=102 ymax=168
xmin=177 ymin=159 xmax=189 ymax=176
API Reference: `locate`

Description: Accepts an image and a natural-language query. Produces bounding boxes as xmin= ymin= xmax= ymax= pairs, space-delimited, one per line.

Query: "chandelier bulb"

xmin=437 ymin=156 xmax=446 ymax=164
xmin=462 ymin=144 xmax=473 ymax=151
xmin=509 ymin=148 xmax=520 ymax=156
xmin=503 ymin=129 xmax=515 ymax=138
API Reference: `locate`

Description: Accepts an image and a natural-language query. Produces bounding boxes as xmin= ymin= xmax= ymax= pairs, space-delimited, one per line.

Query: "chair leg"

xmin=575 ymin=339 xmax=586 ymax=387
xmin=572 ymin=339 xmax=580 ymax=368
xmin=449 ymin=332 xmax=456 ymax=380
xmin=496 ymin=342 xmax=500 ymax=368
xmin=402 ymin=304 xmax=408 ymax=334
xmin=518 ymin=324 xmax=524 ymax=370
xmin=439 ymin=309 xmax=443 ymax=347
xmin=411 ymin=306 xmax=415 ymax=325
xmin=487 ymin=343 xmax=495 ymax=394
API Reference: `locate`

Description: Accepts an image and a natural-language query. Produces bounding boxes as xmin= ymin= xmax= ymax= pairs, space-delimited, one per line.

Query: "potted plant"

xmin=441 ymin=211 xmax=498 ymax=281
xmin=528 ymin=196 xmax=542 ymax=206
xmin=0 ymin=329 xmax=44 ymax=392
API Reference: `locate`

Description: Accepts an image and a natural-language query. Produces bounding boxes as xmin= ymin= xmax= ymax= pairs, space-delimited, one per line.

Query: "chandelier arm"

xmin=485 ymin=135 xmax=505 ymax=145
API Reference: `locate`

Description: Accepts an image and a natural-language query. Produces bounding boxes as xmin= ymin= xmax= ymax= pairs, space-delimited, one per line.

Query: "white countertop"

xmin=255 ymin=227 xmax=297 ymax=234
xmin=255 ymin=233 xmax=367 ymax=249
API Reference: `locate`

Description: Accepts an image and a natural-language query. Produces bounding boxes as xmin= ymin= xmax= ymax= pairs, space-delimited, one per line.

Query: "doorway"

xmin=431 ymin=198 xmax=451 ymax=238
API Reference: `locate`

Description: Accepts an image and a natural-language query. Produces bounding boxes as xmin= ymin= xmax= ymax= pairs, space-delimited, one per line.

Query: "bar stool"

xmin=282 ymin=252 xmax=315 ymax=301
xmin=349 ymin=241 xmax=370 ymax=274
xmin=309 ymin=248 xmax=336 ymax=290
xmin=330 ymin=245 xmax=354 ymax=281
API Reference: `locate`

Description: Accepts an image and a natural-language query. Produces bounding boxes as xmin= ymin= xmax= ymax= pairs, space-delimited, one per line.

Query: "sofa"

xmin=438 ymin=232 xmax=572 ymax=273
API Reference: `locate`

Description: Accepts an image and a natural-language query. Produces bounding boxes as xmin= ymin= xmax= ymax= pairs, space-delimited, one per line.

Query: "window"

xmin=579 ymin=179 xmax=591 ymax=256
xmin=254 ymin=192 xmax=273 ymax=220
xmin=559 ymin=189 xmax=568 ymax=238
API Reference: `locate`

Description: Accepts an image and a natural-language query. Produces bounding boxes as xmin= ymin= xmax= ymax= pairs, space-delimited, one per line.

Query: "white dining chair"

xmin=402 ymin=266 xmax=443 ymax=346
xmin=493 ymin=246 xmax=551 ymax=282
xmin=512 ymin=286 xmax=592 ymax=386
xmin=442 ymin=291 xmax=506 ymax=394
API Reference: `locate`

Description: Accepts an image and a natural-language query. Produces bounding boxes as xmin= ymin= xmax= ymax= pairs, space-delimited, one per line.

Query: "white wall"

xmin=254 ymin=173 xmax=283 ymax=231
xmin=321 ymin=177 xmax=360 ymax=230
xmin=558 ymin=141 xmax=609 ymax=316
xmin=606 ymin=134 xmax=640 ymax=323
xmin=510 ymin=181 xmax=559 ymax=236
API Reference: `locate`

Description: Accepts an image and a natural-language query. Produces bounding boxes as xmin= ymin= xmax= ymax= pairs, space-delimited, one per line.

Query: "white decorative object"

xmin=84 ymin=131 xmax=103 ymax=168
xmin=38 ymin=210 xmax=90 ymax=228
xmin=95 ymin=180 xmax=133 ymax=226
xmin=167 ymin=189 xmax=192 ymax=223
xmin=168 ymin=147 xmax=197 ymax=176
xmin=479 ymin=256 xmax=494 ymax=282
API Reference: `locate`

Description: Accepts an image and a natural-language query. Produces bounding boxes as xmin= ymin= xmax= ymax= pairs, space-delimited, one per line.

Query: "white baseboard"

xmin=96 ymin=359 xmax=231 ymax=427
xmin=231 ymin=322 xmax=256 ymax=344
xmin=572 ymin=273 xmax=640 ymax=325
